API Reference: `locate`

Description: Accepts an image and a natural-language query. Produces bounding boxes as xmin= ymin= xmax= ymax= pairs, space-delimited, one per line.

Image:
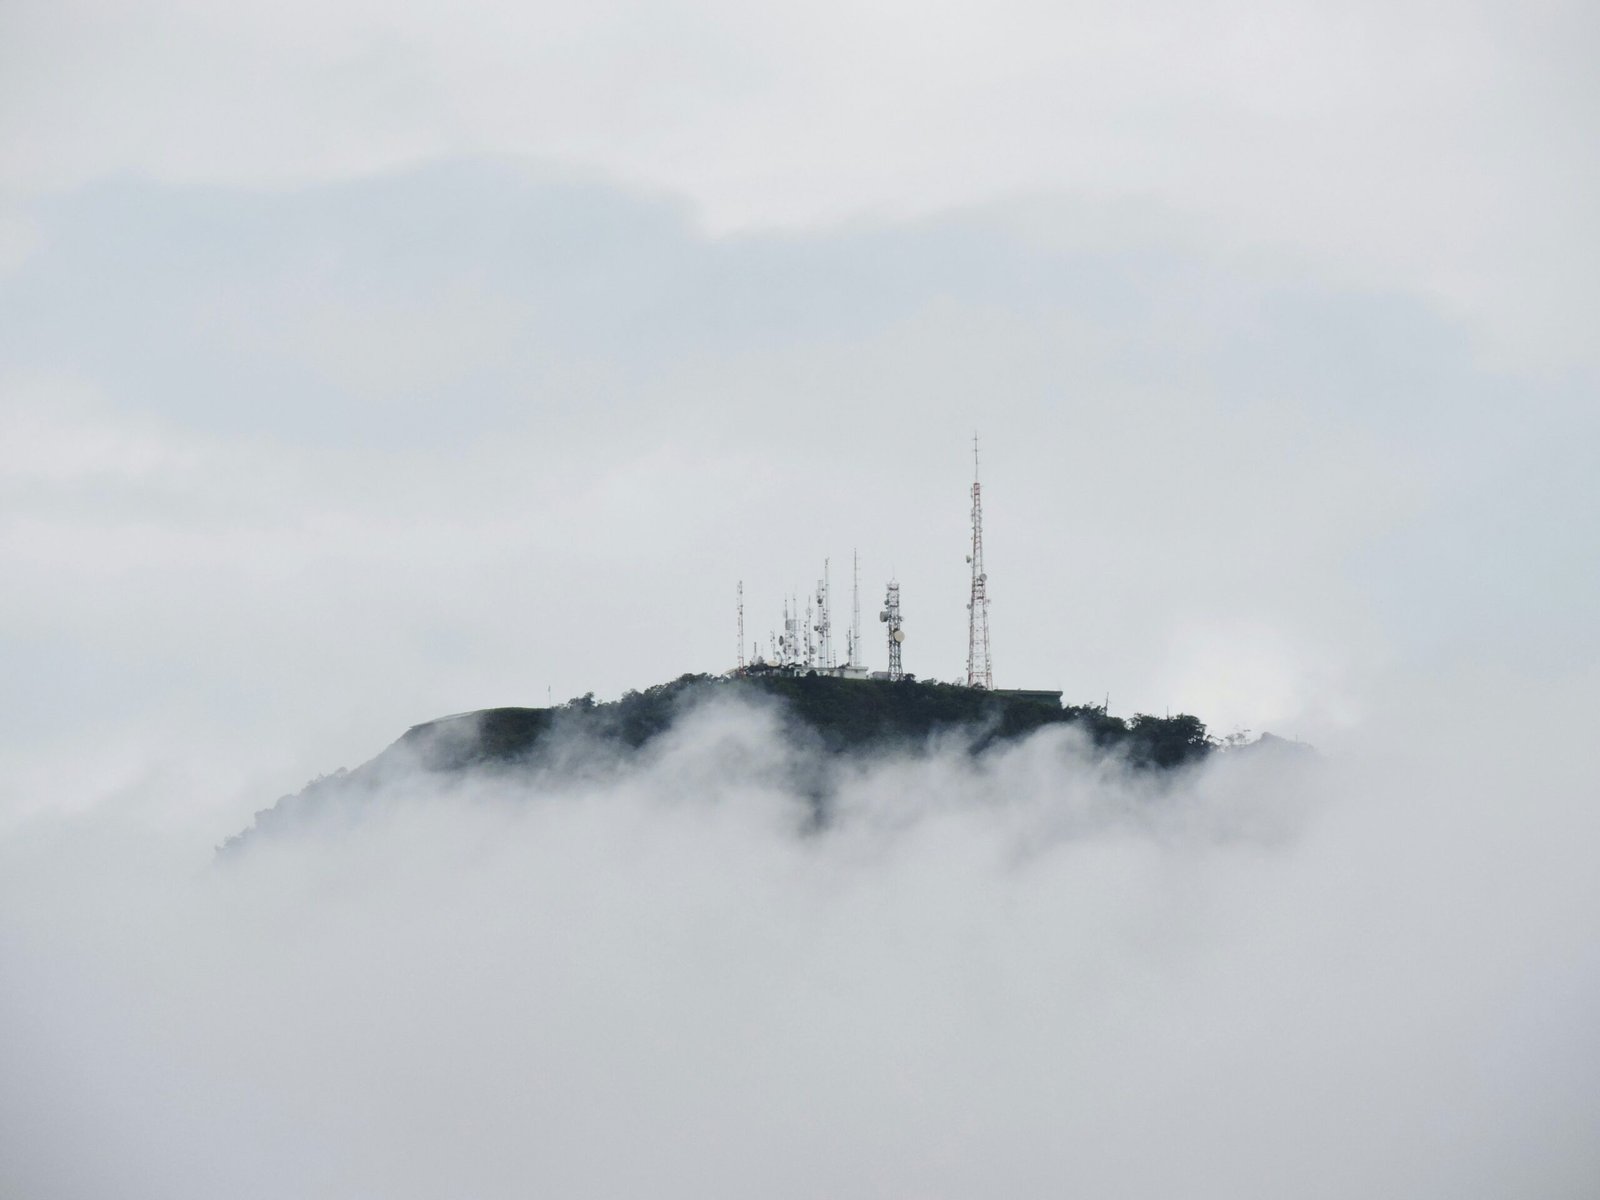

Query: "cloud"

xmin=1 ymin=686 xmax=1596 ymax=1198
xmin=3 ymin=0 xmax=1595 ymax=370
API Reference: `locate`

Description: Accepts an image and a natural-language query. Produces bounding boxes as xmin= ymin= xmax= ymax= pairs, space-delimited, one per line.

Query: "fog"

xmin=3 ymin=0 xmax=1597 ymax=1191
xmin=4 ymin=679 xmax=1596 ymax=1199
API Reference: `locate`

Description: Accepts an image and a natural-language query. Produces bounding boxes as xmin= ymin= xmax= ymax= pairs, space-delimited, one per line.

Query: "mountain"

xmin=223 ymin=673 xmax=1280 ymax=853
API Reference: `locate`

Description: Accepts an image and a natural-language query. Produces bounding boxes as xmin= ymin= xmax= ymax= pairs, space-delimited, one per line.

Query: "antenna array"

xmin=734 ymin=438 xmax=1011 ymax=685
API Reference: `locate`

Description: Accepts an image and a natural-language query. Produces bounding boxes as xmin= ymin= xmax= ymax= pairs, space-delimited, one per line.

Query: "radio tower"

xmin=736 ymin=581 xmax=745 ymax=670
xmin=850 ymin=549 xmax=862 ymax=667
xmin=966 ymin=434 xmax=993 ymax=689
xmin=781 ymin=596 xmax=796 ymax=665
xmin=804 ymin=592 xmax=815 ymax=667
xmin=815 ymin=560 xmax=834 ymax=669
xmin=881 ymin=580 xmax=904 ymax=680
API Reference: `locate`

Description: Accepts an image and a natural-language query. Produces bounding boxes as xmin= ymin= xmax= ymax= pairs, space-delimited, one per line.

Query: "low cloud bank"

xmin=2 ymin=692 xmax=1596 ymax=1199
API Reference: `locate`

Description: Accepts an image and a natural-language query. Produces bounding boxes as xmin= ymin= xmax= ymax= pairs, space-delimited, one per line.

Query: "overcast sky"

xmin=2 ymin=2 xmax=1599 ymax=1195
xmin=3 ymin=0 xmax=1595 ymax=813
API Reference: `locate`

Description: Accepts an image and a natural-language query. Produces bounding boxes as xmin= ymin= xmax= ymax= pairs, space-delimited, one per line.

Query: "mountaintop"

xmin=225 ymin=673 xmax=1305 ymax=853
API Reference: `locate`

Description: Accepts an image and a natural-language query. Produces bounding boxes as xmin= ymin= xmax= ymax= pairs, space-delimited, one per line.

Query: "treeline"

xmin=735 ymin=674 xmax=1211 ymax=769
xmin=225 ymin=673 xmax=1222 ymax=853
xmin=400 ymin=673 xmax=1214 ymax=773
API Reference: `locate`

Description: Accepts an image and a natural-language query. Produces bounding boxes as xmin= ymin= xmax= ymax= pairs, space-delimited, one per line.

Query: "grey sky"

xmin=1 ymin=5 xmax=1598 ymax=1192
xmin=1 ymin=154 xmax=1592 ymax=802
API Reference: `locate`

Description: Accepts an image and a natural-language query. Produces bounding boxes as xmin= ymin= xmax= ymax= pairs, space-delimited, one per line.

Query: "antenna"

xmin=815 ymin=559 xmax=834 ymax=670
xmin=966 ymin=432 xmax=993 ymax=689
xmin=851 ymin=549 xmax=862 ymax=668
xmin=804 ymin=591 xmax=815 ymax=667
xmin=736 ymin=581 xmax=745 ymax=671
xmin=826 ymin=560 xmax=834 ymax=669
xmin=881 ymin=579 xmax=904 ymax=680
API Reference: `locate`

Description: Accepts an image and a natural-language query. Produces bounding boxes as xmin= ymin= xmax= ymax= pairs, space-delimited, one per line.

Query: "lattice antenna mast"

xmin=804 ymin=592 xmax=815 ymax=667
xmin=815 ymin=559 xmax=834 ymax=670
xmin=880 ymin=580 xmax=904 ymax=680
xmin=736 ymin=581 xmax=745 ymax=670
xmin=966 ymin=434 xmax=993 ymax=689
xmin=850 ymin=549 xmax=862 ymax=667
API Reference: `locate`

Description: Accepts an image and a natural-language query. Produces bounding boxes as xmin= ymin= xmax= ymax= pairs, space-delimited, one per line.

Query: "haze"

xmin=2 ymin=1 xmax=1597 ymax=1195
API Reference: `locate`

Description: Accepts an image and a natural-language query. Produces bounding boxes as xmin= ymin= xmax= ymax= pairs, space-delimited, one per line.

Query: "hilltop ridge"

xmin=224 ymin=674 xmax=1292 ymax=853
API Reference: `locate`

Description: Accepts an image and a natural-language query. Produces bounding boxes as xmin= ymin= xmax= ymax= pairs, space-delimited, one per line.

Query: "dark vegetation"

xmin=225 ymin=674 xmax=1221 ymax=852
xmin=395 ymin=673 xmax=1214 ymax=773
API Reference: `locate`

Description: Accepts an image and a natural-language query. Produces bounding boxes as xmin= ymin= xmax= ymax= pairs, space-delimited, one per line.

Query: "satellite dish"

xmin=892 ymin=628 xmax=905 ymax=643
xmin=979 ymin=573 xmax=986 ymax=583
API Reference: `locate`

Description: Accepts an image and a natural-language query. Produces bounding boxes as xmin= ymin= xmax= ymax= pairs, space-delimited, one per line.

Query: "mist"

xmin=3 ymin=679 xmax=1596 ymax=1200
xmin=3 ymin=0 xmax=1597 ymax=1192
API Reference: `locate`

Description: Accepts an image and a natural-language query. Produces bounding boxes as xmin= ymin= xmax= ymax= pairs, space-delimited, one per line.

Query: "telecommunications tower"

xmin=781 ymin=595 xmax=799 ymax=665
xmin=881 ymin=580 xmax=904 ymax=681
xmin=966 ymin=434 xmax=993 ymax=689
xmin=815 ymin=560 xmax=834 ymax=669
xmin=737 ymin=581 xmax=745 ymax=670
xmin=850 ymin=550 xmax=863 ymax=668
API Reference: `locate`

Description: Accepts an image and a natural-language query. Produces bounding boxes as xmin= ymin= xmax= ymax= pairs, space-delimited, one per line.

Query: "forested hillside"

xmin=226 ymin=674 xmax=1230 ymax=852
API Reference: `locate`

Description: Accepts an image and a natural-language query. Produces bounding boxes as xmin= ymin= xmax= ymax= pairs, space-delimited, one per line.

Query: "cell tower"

xmin=804 ymin=592 xmax=815 ymax=667
xmin=880 ymin=580 xmax=904 ymax=680
xmin=966 ymin=433 xmax=993 ymax=689
xmin=736 ymin=581 xmax=745 ymax=670
xmin=815 ymin=560 xmax=834 ymax=670
xmin=850 ymin=549 xmax=863 ymax=667
xmin=781 ymin=596 xmax=797 ymax=665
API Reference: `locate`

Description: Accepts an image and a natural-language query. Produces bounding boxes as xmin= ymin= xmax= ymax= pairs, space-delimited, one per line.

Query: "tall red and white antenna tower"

xmin=966 ymin=434 xmax=993 ymax=689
